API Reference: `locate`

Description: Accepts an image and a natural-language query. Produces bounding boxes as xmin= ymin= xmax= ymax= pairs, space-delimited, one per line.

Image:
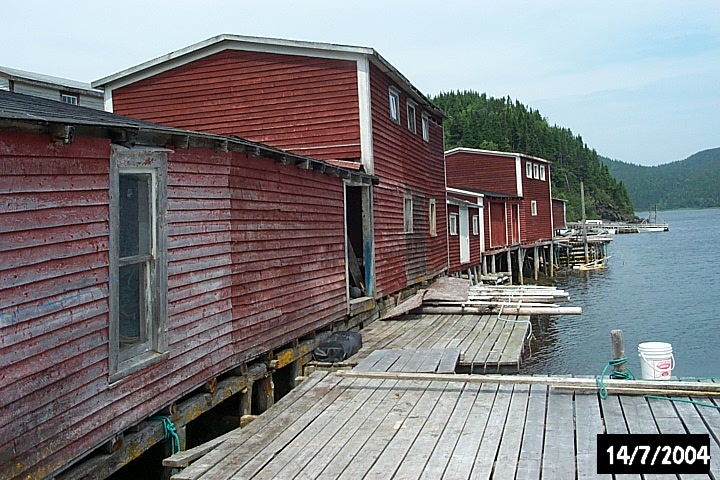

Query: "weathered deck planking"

xmin=169 ymin=372 xmax=718 ymax=479
xmin=353 ymin=349 xmax=460 ymax=374
xmin=345 ymin=313 xmax=529 ymax=373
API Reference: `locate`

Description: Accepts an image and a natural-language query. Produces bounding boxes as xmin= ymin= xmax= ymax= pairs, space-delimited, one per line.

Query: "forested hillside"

xmin=432 ymin=91 xmax=635 ymax=221
xmin=601 ymin=148 xmax=720 ymax=211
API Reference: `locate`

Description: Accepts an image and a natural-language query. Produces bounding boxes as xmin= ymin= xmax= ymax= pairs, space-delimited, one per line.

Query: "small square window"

xmin=389 ymin=88 xmax=400 ymax=124
xmin=404 ymin=196 xmax=413 ymax=233
xmin=407 ymin=101 xmax=417 ymax=134
xmin=61 ymin=93 xmax=79 ymax=105
xmin=526 ymin=161 xmax=533 ymax=178
xmin=472 ymin=215 xmax=479 ymax=235
xmin=531 ymin=200 xmax=538 ymax=216
xmin=421 ymin=113 xmax=430 ymax=142
xmin=540 ymin=165 xmax=546 ymax=181
xmin=449 ymin=214 xmax=458 ymax=236
xmin=429 ymin=199 xmax=437 ymax=237
xmin=533 ymin=164 xmax=539 ymax=179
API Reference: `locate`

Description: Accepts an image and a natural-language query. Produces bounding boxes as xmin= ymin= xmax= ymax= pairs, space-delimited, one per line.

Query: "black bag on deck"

xmin=313 ymin=331 xmax=362 ymax=362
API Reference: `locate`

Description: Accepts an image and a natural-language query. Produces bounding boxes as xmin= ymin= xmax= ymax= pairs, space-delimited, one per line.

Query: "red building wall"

xmin=112 ymin=50 xmax=362 ymax=162
xmin=519 ymin=160 xmax=553 ymax=243
xmin=552 ymin=199 xmax=566 ymax=230
xmin=0 ymin=132 xmax=350 ymax=479
xmin=368 ymin=63 xmax=448 ymax=296
xmin=445 ymin=151 xmax=518 ymax=195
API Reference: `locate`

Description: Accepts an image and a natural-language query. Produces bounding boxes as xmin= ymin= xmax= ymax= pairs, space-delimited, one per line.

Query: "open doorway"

xmin=345 ymin=185 xmax=374 ymax=299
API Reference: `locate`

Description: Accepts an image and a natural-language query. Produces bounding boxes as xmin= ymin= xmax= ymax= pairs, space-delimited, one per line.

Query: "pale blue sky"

xmin=4 ymin=0 xmax=719 ymax=166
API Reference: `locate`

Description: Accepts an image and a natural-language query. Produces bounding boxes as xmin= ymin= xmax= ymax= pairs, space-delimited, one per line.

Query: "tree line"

xmin=601 ymin=148 xmax=720 ymax=211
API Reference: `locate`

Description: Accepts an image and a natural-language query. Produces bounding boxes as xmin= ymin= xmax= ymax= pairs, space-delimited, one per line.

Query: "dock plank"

xmin=515 ymin=383 xmax=548 ymax=480
xmin=335 ymin=380 xmax=432 ymax=480
xmin=443 ymin=383 xmax=500 ymax=479
xmin=415 ymin=383 xmax=481 ymax=480
xmin=540 ymin=388 xmax=576 ymax=480
xmin=291 ymin=378 xmax=400 ymax=479
xmin=362 ymin=381 xmax=450 ymax=479
xmin=468 ymin=383 xmax=514 ymax=479
xmin=492 ymin=383 xmax=530 ymax=479
xmin=574 ymin=392 xmax=609 ymax=479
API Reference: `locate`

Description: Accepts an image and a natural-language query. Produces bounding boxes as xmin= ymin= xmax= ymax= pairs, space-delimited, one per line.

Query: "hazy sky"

xmin=4 ymin=1 xmax=719 ymax=166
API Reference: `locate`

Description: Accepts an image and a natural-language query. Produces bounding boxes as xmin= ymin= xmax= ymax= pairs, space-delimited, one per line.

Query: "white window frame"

xmin=540 ymin=164 xmax=546 ymax=181
xmin=61 ymin=93 xmax=79 ymax=105
xmin=407 ymin=101 xmax=417 ymax=134
xmin=531 ymin=200 xmax=538 ymax=216
xmin=526 ymin=161 xmax=533 ymax=178
xmin=109 ymin=147 xmax=168 ymax=382
xmin=389 ymin=88 xmax=400 ymax=124
xmin=449 ymin=213 xmax=458 ymax=236
xmin=404 ymin=195 xmax=414 ymax=233
xmin=472 ymin=215 xmax=479 ymax=235
xmin=429 ymin=198 xmax=437 ymax=237
xmin=533 ymin=163 xmax=540 ymax=179
xmin=421 ymin=113 xmax=430 ymax=142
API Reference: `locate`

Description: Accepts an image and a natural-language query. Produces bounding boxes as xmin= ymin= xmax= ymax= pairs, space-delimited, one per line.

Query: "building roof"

xmin=445 ymin=146 xmax=550 ymax=164
xmin=92 ymin=34 xmax=446 ymax=118
xmin=446 ymin=195 xmax=481 ymax=208
xmin=0 ymin=65 xmax=103 ymax=97
xmin=0 ymin=90 xmax=376 ymax=185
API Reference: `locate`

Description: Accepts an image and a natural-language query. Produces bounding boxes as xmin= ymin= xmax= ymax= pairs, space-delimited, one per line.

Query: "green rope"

xmin=152 ymin=416 xmax=180 ymax=455
xmin=596 ymin=357 xmax=635 ymax=399
xmin=644 ymin=395 xmax=720 ymax=409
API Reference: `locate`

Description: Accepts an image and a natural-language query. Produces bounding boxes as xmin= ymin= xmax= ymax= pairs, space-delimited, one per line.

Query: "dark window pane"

xmin=119 ymin=174 xmax=151 ymax=258
xmin=119 ymin=263 xmax=146 ymax=349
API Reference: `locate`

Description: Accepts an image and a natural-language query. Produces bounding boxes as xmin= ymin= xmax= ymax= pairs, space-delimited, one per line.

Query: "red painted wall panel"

xmin=0 ymin=133 xmax=350 ymax=479
xmin=369 ymin=63 xmax=448 ymax=296
xmin=112 ymin=50 xmax=362 ymax=162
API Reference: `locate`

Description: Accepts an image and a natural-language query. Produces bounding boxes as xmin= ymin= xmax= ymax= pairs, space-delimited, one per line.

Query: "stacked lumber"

xmin=419 ymin=282 xmax=581 ymax=316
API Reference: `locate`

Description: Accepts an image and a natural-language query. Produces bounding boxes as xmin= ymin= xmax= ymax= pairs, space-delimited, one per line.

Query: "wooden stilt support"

xmin=533 ymin=246 xmax=539 ymax=281
xmin=549 ymin=242 xmax=555 ymax=277
xmin=506 ymin=251 xmax=512 ymax=284
xmin=611 ymin=330 xmax=627 ymax=377
xmin=517 ymin=249 xmax=525 ymax=285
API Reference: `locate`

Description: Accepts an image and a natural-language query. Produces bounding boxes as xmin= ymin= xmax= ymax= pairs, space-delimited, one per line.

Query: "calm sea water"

xmin=522 ymin=208 xmax=720 ymax=378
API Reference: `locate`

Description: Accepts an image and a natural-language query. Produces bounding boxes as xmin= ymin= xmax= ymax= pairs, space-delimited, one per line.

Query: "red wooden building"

xmin=0 ymin=91 xmax=375 ymax=479
xmin=552 ymin=197 xmax=568 ymax=233
xmin=93 ymin=34 xmax=448 ymax=304
xmin=445 ymin=189 xmax=484 ymax=281
xmin=445 ymin=147 xmax=555 ymax=281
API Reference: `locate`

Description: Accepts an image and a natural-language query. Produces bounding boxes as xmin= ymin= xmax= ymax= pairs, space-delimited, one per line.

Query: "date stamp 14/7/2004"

xmin=597 ymin=434 xmax=711 ymax=475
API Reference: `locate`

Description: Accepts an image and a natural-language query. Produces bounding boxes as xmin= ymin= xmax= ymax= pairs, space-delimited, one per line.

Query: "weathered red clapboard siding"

xmin=510 ymin=202 xmax=520 ymax=244
xmin=0 ymin=133 xmax=114 ymax=480
xmin=487 ymin=199 xmax=509 ymax=248
xmin=446 ymin=151 xmax=519 ymax=195
xmin=228 ymin=153 xmax=347 ymax=359
xmin=520 ymin=164 xmax=553 ymax=243
xmin=0 ymin=132 xmax=352 ymax=479
xmin=112 ymin=50 xmax=362 ymax=162
xmin=469 ymin=205 xmax=482 ymax=266
xmin=552 ymin=198 xmax=566 ymax=230
xmin=368 ymin=63 xmax=447 ymax=296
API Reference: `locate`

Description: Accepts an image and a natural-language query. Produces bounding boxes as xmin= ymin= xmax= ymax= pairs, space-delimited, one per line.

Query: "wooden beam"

xmin=333 ymin=371 xmax=720 ymax=395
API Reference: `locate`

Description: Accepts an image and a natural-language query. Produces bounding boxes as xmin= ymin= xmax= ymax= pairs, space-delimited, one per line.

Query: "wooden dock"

xmin=166 ymin=371 xmax=720 ymax=479
xmin=318 ymin=313 xmax=532 ymax=373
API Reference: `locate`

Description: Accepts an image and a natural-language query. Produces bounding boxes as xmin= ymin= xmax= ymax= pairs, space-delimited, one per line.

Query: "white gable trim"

xmin=515 ymin=155 xmax=523 ymax=197
xmin=357 ymin=56 xmax=374 ymax=174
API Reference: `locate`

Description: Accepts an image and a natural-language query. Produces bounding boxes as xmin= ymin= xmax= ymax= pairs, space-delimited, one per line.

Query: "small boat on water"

xmin=573 ymin=256 xmax=611 ymax=271
xmin=637 ymin=205 xmax=669 ymax=232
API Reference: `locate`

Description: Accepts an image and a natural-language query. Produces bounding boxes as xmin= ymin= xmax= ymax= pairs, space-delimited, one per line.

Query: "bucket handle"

xmin=639 ymin=352 xmax=675 ymax=373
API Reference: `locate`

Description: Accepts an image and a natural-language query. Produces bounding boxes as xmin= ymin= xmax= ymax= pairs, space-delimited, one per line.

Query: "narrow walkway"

xmin=169 ymin=371 xmax=720 ymax=479
xmin=332 ymin=313 xmax=530 ymax=373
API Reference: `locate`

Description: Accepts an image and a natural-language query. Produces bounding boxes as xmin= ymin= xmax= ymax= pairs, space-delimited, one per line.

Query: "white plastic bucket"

xmin=638 ymin=342 xmax=674 ymax=380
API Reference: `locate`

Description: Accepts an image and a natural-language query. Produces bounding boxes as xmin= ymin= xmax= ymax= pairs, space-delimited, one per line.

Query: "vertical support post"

xmin=549 ymin=242 xmax=555 ymax=277
xmin=533 ymin=246 xmax=539 ymax=281
xmin=506 ymin=250 xmax=512 ymax=285
xmin=482 ymin=255 xmax=488 ymax=275
xmin=490 ymin=254 xmax=496 ymax=274
xmin=517 ymin=249 xmax=525 ymax=285
xmin=611 ymin=329 xmax=627 ymax=376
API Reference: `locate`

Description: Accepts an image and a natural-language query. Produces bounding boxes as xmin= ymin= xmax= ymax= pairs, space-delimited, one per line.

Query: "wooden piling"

xmin=611 ymin=329 xmax=627 ymax=376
